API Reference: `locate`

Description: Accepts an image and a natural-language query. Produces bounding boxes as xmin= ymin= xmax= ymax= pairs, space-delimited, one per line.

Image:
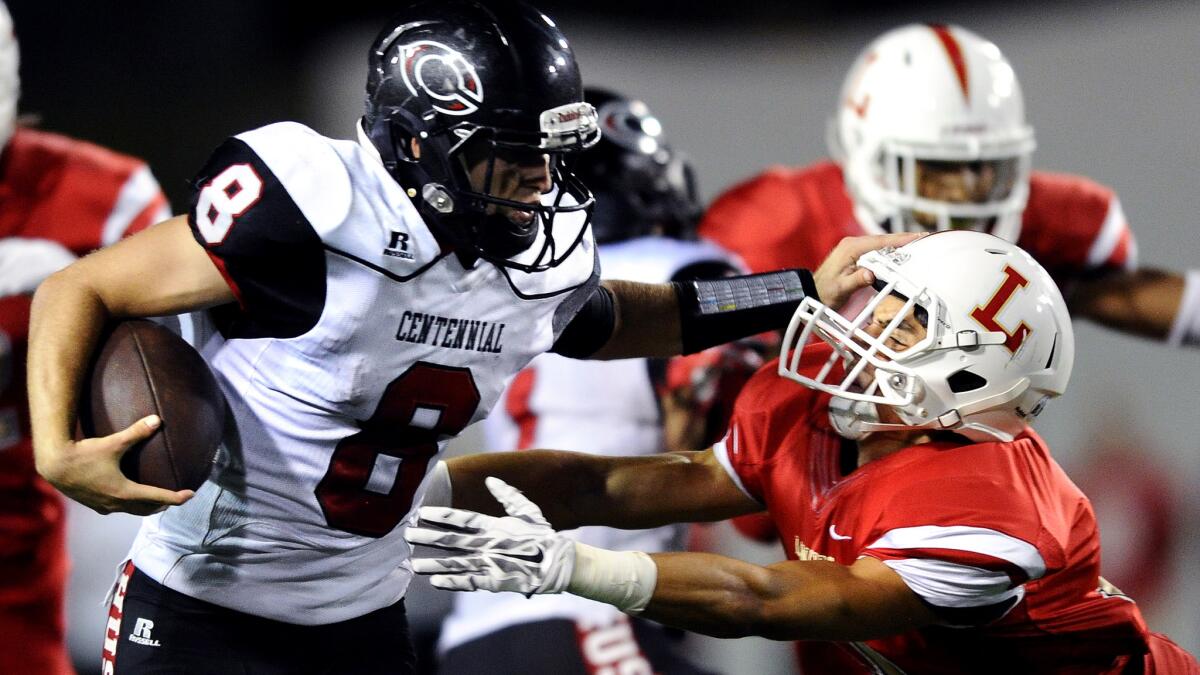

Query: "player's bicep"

xmin=755 ymin=556 xmax=939 ymax=641
xmin=65 ymin=215 xmax=234 ymax=318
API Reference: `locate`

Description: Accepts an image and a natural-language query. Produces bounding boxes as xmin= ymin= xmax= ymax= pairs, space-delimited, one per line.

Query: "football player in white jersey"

xmin=437 ymin=88 xmax=735 ymax=675
xmin=27 ymin=2 xmax=915 ymax=673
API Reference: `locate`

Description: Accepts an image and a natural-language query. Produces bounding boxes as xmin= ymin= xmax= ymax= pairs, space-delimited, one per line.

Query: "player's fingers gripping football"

xmin=68 ymin=415 xmax=193 ymax=515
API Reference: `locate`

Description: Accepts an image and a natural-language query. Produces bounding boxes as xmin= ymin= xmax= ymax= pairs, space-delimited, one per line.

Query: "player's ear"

xmin=408 ymin=137 xmax=422 ymax=160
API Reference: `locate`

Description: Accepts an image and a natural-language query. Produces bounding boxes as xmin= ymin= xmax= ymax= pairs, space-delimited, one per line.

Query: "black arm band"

xmin=550 ymin=284 xmax=617 ymax=358
xmin=673 ymin=269 xmax=818 ymax=354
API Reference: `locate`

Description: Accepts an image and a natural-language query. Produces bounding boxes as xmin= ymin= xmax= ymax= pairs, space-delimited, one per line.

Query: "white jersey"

xmin=439 ymin=236 xmax=737 ymax=651
xmin=128 ymin=122 xmax=598 ymax=625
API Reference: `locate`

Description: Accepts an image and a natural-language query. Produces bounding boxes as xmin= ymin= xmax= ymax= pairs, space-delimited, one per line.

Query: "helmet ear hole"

xmin=947 ymin=369 xmax=988 ymax=393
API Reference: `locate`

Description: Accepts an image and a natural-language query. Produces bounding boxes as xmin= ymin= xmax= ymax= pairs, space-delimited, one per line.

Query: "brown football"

xmin=79 ymin=320 xmax=225 ymax=492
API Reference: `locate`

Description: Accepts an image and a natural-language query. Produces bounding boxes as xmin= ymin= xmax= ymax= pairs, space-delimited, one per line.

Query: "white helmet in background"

xmin=779 ymin=230 xmax=1073 ymax=443
xmin=830 ymin=24 xmax=1035 ymax=241
xmin=0 ymin=1 xmax=17 ymax=149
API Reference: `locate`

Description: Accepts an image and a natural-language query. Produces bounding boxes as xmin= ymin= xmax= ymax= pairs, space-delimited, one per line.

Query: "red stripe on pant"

xmin=101 ymin=560 xmax=136 ymax=675
xmin=505 ymin=368 xmax=539 ymax=449
xmin=574 ymin=614 xmax=653 ymax=675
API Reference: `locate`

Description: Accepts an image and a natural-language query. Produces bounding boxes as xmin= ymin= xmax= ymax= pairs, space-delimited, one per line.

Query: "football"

xmin=79 ymin=320 xmax=226 ymax=492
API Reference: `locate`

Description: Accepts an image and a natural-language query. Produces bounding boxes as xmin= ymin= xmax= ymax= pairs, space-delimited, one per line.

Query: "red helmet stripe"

xmin=929 ymin=24 xmax=970 ymax=103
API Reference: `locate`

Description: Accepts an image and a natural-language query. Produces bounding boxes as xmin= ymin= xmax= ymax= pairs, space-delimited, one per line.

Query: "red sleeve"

xmin=712 ymin=351 xmax=826 ymax=503
xmin=698 ymin=168 xmax=807 ymax=273
xmin=11 ymin=130 xmax=170 ymax=254
xmin=855 ymin=457 xmax=1071 ymax=625
xmin=1018 ymin=172 xmax=1136 ymax=281
xmin=711 ymin=366 xmax=776 ymax=503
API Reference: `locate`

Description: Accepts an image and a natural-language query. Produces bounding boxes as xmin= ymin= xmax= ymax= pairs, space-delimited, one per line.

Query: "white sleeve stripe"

xmin=711 ymin=425 xmax=763 ymax=505
xmin=880 ymin=557 xmax=1025 ymax=608
xmin=1167 ymin=270 xmax=1200 ymax=347
xmin=101 ymin=166 xmax=163 ymax=246
xmin=1085 ymin=196 xmax=1129 ymax=269
xmin=867 ymin=525 xmax=1046 ymax=579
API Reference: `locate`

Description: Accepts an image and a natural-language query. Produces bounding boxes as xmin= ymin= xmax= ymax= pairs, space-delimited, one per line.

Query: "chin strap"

xmin=829 ymin=378 xmax=1030 ymax=442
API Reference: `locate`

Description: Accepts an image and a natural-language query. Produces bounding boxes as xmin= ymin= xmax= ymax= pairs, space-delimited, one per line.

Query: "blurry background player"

xmin=435 ymin=87 xmax=746 ymax=675
xmin=408 ymin=231 xmax=1200 ymax=674
xmin=698 ymin=23 xmax=1195 ymax=347
xmin=0 ymin=2 xmax=171 ymax=672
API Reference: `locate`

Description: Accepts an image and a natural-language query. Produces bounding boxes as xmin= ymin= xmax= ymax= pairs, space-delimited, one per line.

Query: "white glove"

xmin=405 ymin=476 xmax=576 ymax=595
xmin=0 ymin=237 xmax=77 ymax=296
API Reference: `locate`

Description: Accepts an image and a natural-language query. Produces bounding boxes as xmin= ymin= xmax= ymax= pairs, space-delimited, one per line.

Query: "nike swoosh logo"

xmin=505 ymin=549 xmax=544 ymax=564
xmin=828 ymin=524 xmax=852 ymax=541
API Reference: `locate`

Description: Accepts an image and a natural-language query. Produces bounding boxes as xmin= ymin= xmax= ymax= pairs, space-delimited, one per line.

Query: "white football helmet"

xmin=779 ymin=230 xmax=1073 ymax=443
xmin=830 ymin=24 xmax=1035 ymax=241
xmin=0 ymin=1 xmax=17 ymax=149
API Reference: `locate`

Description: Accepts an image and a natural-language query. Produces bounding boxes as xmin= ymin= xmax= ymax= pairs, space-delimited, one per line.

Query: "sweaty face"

xmin=906 ymin=158 xmax=1019 ymax=231
xmin=464 ymin=143 xmax=552 ymax=227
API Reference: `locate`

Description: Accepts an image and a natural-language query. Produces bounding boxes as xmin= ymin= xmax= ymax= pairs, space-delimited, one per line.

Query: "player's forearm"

xmin=639 ymin=554 xmax=927 ymax=641
xmin=27 ymin=268 xmax=111 ymax=472
xmin=1070 ymin=268 xmax=1183 ymax=339
xmin=445 ymin=450 xmax=743 ymax=530
xmin=589 ymin=280 xmax=682 ymax=359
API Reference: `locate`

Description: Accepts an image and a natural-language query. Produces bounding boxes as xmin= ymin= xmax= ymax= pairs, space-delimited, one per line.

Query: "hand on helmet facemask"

xmin=813 ymin=233 xmax=924 ymax=309
xmin=406 ymin=477 xmax=575 ymax=595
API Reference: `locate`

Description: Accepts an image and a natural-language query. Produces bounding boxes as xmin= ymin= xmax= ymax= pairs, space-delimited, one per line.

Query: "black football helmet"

xmin=363 ymin=0 xmax=600 ymax=271
xmin=575 ymin=87 xmax=702 ymax=244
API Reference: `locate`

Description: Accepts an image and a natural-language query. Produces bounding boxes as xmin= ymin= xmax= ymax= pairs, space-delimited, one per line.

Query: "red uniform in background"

xmin=0 ymin=127 xmax=169 ymax=674
xmin=698 ymin=161 xmax=1136 ymax=283
xmin=712 ymin=345 xmax=1197 ymax=674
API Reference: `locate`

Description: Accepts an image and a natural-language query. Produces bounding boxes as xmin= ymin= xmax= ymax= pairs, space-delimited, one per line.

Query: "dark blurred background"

xmin=12 ymin=0 xmax=1089 ymax=208
xmin=10 ymin=1 xmax=1197 ymax=672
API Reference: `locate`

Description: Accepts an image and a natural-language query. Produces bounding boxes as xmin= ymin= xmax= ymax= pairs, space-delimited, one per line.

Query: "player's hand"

xmin=37 ymin=415 xmax=194 ymax=516
xmin=813 ymin=233 xmax=924 ymax=309
xmin=406 ymin=477 xmax=575 ymax=595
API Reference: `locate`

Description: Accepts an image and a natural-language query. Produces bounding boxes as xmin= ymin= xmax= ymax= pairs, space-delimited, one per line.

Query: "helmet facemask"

xmin=367 ymin=101 xmax=599 ymax=273
xmin=869 ymin=135 xmax=1034 ymax=238
xmin=779 ymin=244 xmax=1022 ymax=441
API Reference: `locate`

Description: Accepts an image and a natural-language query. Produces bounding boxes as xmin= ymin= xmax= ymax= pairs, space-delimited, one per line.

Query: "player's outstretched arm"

xmin=28 ymin=215 xmax=234 ymax=514
xmin=643 ymin=553 xmax=937 ymax=641
xmin=408 ymin=476 xmax=937 ymax=641
xmin=1070 ymin=268 xmax=1197 ymax=345
xmin=442 ymin=447 xmax=759 ymax=530
xmin=562 ymin=233 xmax=922 ymax=360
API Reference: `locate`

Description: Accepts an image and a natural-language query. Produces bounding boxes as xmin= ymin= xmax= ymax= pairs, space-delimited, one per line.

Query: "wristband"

xmin=674 ymin=269 xmax=817 ymax=354
xmin=567 ymin=542 xmax=658 ymax=614
xmin=1167 ymin=270 xmax=1200 ymax=348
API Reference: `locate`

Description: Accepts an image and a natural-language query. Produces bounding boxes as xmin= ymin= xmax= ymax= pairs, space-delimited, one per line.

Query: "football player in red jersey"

xmin=697 ymin=23 xmax=1197 ymax=349
xmin=0 ymin=2 xmax=171 ymax=673
xmin=407 ymin=231 xmax=1199 ymax=674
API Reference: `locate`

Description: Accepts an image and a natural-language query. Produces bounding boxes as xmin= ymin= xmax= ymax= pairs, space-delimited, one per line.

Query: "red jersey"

xmin=0 ymin=127 xmax=169 ymax=601
xmin=713 ymin=344 xmax=1161 ymax=674
xmin=698 ymin=161 xmax=1136 ymax=285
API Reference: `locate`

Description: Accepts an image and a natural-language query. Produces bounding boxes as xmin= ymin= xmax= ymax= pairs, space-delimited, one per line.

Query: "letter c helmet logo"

xmin=399 ymin=40 xmax=484 ymax=116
